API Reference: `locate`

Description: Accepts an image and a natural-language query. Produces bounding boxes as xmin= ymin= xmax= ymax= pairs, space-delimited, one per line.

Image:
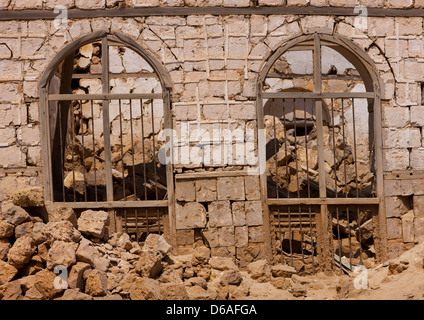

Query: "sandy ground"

xmin=238 ymin=237 xmax=424 ymax=300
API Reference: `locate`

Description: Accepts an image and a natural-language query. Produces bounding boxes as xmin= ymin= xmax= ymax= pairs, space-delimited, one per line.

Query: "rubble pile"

xmin=264 ymin=114 xmax=374 ymax=198
xmin=264 ymin=113 xmax=376 ymax=270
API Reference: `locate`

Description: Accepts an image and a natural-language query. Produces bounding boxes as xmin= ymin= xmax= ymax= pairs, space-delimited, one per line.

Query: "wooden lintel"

xmin=48 ymin=93 xmax=163 ymax=101
xmin=1 ymin=7 xmax=424 ymax=21
xmin=56 ymin=200 xmax=169 ymax=209
xmin=267 ymin=198 xmax=380 ymax=206
xmin=175 ymin=170 xmax=250 ymax=180
xmin=262 ymin=91 xmax=375 ymax=99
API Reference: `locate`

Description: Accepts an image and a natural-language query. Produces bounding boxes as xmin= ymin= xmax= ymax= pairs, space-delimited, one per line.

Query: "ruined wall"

xmin=0 ymin=0 xmax=424 ymax=263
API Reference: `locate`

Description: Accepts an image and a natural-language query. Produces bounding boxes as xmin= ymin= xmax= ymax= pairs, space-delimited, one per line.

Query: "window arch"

xmin=257 ymin=33 xmax=386 ymax=273
xmin=39 ymin=31 xmax=173 ymax=242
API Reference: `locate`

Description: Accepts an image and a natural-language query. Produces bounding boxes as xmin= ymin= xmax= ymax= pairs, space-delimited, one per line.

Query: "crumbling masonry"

xmin=0 ymin=0 xmax=424 ymax=275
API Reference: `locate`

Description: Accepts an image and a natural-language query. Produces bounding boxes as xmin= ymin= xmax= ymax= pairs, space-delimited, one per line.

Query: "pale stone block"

xmin=0 ymin=145 xmax=25 ymax=167
xmin=259 ymin=0 xmax=284 ymax=5
xmin=14 ymin=0 xmax=42 ymax=8
xmin=217 ymin=177 xmax=245 ymax=201
xmin=402 ymin=210 xmax=415 ymax=243
xmin=0 ymin=83 xmax=20 ymax=102
xmin=395 ymin=17 xmax=423 ymax=36
xmin=175 ymin=202 xmax=207 ymax=230
xmin=44 ymin=0 xmax=74 ymax=9
xmin=383 ymin=149 xmax=409 ymax=171
xmin=410 ymin=106 xmax=424 ymax=127
xmin=245 ymin=201 xmax=263 ymax=226
xmin=385 ymin=196 xmax=410 ymax=218
xmin=218 ymin=226 xmax=235 ymax=247
xmin=208 ymin=200 xmax=232 ymax=228
xmin=175 ymin=180 xmax=196 ymax=202
xmin=232 ymin=202 xmax=246 ymax=227
xmin=0 ymin=126 xmax=15 ymax=145
xmin=300 ymin=16 xmax=335 ymax=34
xmin=132 ymin=0 xmax=159 ymax=6
xmin=383 ymin=106 xmax=410 ymax=128
xmin=328 ymin=0 xmax=358 ymax=6
xmin=387 ymin=0 xmax=413 ymax=8
xmin=75 ymin=0 xmax=105 ymax=8
xmin=229 ymin=103 xmax=256 ymax=120
xmin=248 ymin=226 xmax=264 ymax=243
xmin=414 ymin=217 xmax=424 ymax=238
xmin=386 ymin=218 xmax=402 ymax=240
xmin=408 ymin=39 xmax=424 ymax=58
xmin=244 ymin=175 xmax=261 ymax=201
xmin=368 ymin=17 xmax=395 ymax=37
xmin=410 ymin=148 xmax=424 ymax=170
xmin=19 ymin=125 xmax=40 ymax=147
xmin=416 ymin=0 xmax=424 ymax=7
xmin=402 ymin=60 xmax=424 ymax=81
xmin=235 ymin=226 xmax=248 ymax=247
xmin=195 ymin=179 xmax=217 ymax=202
xmin=202 ymin=104 xmax=229 ymax=120
xmin=413 ymin=196 xmax=424 ymax=217
xmin=385 ymin=39 xmax=408 ymax=58
xmin=27 ymin=147 xmax=42 ymax=166
xmin=174 ymin=105 xmax=198 ymax=121
xmin=383 ymin=128 xmax=421 ymax=148
xmin=395 ymin=82 xmax=421 ymax=106
xmin=176 ymin=229 xmax=194 ymax=246
xmin=223 ymin=0 xmax=249 ymax=7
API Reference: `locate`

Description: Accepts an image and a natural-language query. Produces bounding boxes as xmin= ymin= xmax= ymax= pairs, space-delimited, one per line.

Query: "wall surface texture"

xmin=0 ymin=0 xmax=424 ymax=265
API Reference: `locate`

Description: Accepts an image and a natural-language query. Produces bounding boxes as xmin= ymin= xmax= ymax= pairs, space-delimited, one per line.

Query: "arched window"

xmin=39 ymin=31 xmax=173 ymax=242
xmin=257 ymin=34 xmax=384 ymax=273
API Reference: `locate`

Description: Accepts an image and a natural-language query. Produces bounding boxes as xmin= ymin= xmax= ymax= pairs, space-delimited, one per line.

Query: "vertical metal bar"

xmin=293 ymin=101 xmax=305 ymax=263
xmin=304 ymin=99 xmax=315 ymax=273
xmin=281 ymin=99 xmax=293 ymax=266
xmin=80 ymin=100 xmax=87 ymax=202
xmin=314 ymin=34 xmax=332 ymax=273
xmin=119 ymin=99 xmax=126 ymax=200
xmin=101 ymin=36 xmax=114 ymax=203
xmin=272 ymin=101 xmax=283 ymax=264
xmin=118 ymin=99 xmax=127 ymax=234
xmin=140 ymin=100 xmax=148 ymax=200
xmin=331 ymin=98 xmax=342 ymax=273
xmin=151 ymin=99 xmax=160 ymax=236
xmin=91 ymin=100 xmax=98 ymax=202
xmin=129 ymin=99 xmax=137 ymax=198
xmin=351 ymin=99 xmax=364 ymax=265
xmin=71 ymin=102 xmax=76 ymax=202
xmin=331 ymin=98 xmax=338 ymax=196
xmin=58 ymin=103 xmax=66 ymax=202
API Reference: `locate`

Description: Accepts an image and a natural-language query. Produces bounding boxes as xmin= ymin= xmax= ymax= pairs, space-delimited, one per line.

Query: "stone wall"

xmin=174 ymin=174 xmax=264 ymax=266
xmin=0 ymin=2 xmax=424 ymax=261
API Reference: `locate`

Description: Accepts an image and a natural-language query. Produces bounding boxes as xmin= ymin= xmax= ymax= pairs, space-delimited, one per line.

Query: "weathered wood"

xmin=72 ymin=72 xmax=158 ymax=79
xmin=175 ymin=169 xmax=250 ymax=180
xmin=268 ymin=198 xmax=380 ymax=205
xmin=262 ymin=92 xmax=375 ymax=99
xmin=1 ymin=7 xmax=424 ymax=21
xmin=55 ymin=200 xmax=168 ymax=209
xmin=48 ymin=93 xmax=162 ymax=101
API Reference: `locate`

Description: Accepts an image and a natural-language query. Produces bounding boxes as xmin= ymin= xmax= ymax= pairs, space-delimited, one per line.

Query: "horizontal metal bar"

xmin=267 ymin=73 xmax=363 ymax=81
xmin=1 ymin=7 xmax=424 ymax=21
xmin=71 ymin=72 xmax=158 ymax=79
xmin=48 ymin=93 xmax=163 ymax=101
xmin=55 ymin=200 xmax=169 ymax=209
xmin=175 ymin=169 xmax=250 ymax=180
xmin=262 ymin=92 xmax=375 ymax=99
xmin=267 ymin=198 xmax=380 ymax=206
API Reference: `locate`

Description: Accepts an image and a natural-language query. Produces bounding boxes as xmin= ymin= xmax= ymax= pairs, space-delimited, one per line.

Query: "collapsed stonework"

xmin=0 ymin=0 xmax=424 ymax=287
